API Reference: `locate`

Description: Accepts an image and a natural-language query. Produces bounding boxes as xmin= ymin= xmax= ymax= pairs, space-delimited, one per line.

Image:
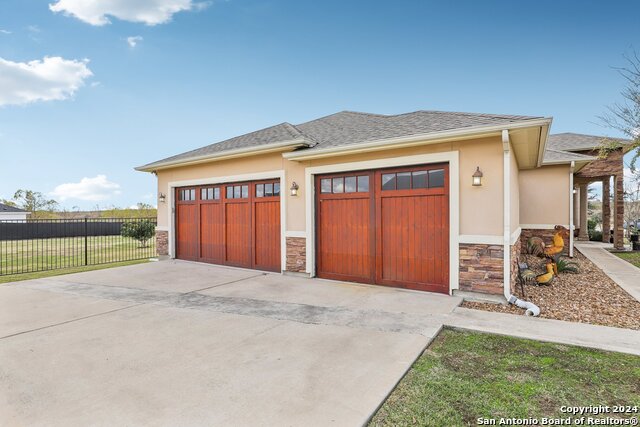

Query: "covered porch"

xmin=573 ymin=147 xmax=626 ymax=249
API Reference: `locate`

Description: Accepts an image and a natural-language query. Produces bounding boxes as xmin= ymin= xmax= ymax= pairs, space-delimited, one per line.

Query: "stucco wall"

xmin=154 ymin=135 xmax=508 ymax=237
xmin=299 ymin=135 xmax=505 ymax=236
xmin=155 ymin=152 xmax=290 ymax=227
xmin=519 ymin=164 xmax=570 ymax=227
xmin=510 ymin=145 xmax=520 ymax=233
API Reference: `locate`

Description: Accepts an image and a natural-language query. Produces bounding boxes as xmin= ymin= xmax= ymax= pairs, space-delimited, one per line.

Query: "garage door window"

xmin=227 ymin=185 xmax=249 ymax=199
xmin=381 ymin=169 xmax=445 ymax=190
xmin=201 ymin=187 xmax=220 ymax=200
xmin=256 ymin=182 xmax=280 ymax=198
xmin=321 ymin=175 xmax=369 ymax=194
xmin=179 ymin=189 xmax=196 ymax=201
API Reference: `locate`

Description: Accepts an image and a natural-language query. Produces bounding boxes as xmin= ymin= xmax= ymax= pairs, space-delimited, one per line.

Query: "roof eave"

xmin=283 ymin=118 xmax=553 ymax=161
xmin=135 ymin=139 xmax=309 ymax=172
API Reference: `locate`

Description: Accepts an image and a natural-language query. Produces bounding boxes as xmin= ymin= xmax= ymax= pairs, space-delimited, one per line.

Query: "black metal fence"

xmin=0 ymin=218 xmax=157 ymax=276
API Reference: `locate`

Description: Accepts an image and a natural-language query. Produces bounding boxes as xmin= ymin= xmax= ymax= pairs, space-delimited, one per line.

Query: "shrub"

xmin=555 ymin=256 xmax=579 ymax=274
xmin=589 ymin=231 xmax=603 ymax=241
xmin=121 ymin=220 xmax=155 ymax=247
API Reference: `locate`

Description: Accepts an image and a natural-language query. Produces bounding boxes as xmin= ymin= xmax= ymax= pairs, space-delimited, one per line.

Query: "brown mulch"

xmin=461 ymin=250 xmax=640 ymax=330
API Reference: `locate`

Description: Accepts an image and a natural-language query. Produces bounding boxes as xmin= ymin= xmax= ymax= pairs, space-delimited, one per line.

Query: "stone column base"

xmin=156 ymin=230 xmax=169 ymax=256
xmin=458 ymin=243 xmax=504 ymax=295
xmin=285 ymin=237 xmax=306 ymax=273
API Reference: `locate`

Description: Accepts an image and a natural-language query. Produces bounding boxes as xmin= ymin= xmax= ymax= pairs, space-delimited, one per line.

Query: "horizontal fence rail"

xmin=0 ymin=218 xmax=157 ymax=276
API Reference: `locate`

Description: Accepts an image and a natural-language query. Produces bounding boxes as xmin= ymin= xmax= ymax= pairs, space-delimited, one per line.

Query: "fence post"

xmin=84 ymin=218 xmax=88 ymax=266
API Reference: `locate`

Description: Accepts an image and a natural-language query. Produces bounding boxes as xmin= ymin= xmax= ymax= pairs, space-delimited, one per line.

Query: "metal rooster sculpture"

xmin=526 ymin=225 xmax=569 ymax=258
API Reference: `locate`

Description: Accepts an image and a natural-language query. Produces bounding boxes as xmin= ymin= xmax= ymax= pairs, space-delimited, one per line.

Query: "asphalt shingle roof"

xmin=0 ymin=203 xmax=26 ymax=213
xmin=139 ymin=110 xmax=545 ymax=170
xmin=542 ymin=148 xmax=596 ymax=164
xmin=547 ymin=132 xmax=630 ymax=152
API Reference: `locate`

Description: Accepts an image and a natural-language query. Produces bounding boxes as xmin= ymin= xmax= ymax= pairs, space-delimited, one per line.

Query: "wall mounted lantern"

xmin=158 ymin=192 xmax=166 ymax=203
xmin=472 ymin=167 xmax=483 ymax=186
xmin=290 ymin=182 xmax=299 ymax=197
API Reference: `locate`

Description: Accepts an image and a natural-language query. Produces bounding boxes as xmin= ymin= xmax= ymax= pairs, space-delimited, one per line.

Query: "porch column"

xmin=573 ymin=186 xmax=580 ymax=233
xmin=577 ymin=183 xmax=589 ymax=241
xmin=613 ymin=174 xmax=625 ymax=249
xmin=602 ymin=177 xmax=611 ymax=243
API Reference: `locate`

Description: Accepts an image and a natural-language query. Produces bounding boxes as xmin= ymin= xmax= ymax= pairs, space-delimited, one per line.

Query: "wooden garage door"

xmin=175 ymin=179 xmax=281 ymax=272
xmin=316 ymin=164 xmax=449 ymax=293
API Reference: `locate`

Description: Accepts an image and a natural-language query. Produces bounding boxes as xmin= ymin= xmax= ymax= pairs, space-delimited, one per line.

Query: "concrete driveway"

xmin=0 ymin=260 xmax=461 ymax=427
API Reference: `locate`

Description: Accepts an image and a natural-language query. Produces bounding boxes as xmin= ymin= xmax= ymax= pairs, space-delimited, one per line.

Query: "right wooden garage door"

xmin=316 ymin=163 xmax=449 ymax=293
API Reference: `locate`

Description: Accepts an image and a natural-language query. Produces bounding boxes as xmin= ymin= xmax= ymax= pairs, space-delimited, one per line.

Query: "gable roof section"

xmin=136 ymin=110 xmax=550 ymax=171
xmin=547 ymin=132 xmax=631 ymax=152
xmin=0 ymin=203 xmax=26 ymax=213
xmin=136 ymin=122 xmax=312 ymax=171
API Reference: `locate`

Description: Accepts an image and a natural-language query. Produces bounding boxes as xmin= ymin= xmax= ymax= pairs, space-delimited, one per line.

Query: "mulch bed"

xmin=461 ymin=250 xmax=640 ymax=330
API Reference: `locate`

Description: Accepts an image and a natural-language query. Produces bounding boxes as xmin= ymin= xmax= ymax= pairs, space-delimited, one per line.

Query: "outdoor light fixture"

xmin=290 ymin=182 xmax=299 ymax=196
xmin=472 ymin=167 xmax=483 ymax=186
xmin=158 ymin=192 xmax=166 ymax=203
xmin=572 ymin=188 xmax=577 ymax=194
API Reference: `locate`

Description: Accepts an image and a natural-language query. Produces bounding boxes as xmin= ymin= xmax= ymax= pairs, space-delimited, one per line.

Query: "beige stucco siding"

xmin=519 ymin=165 xmax=570 ymax=227
xmin=155 ymin=135 xmax=508 ymax=237
xmin=298 ymin=136 xmax=505 ymax=236
xmin=155 ymin=152 xmax=289 ymax=227
xmin=510 ymin=145 xmax=520 ymax=233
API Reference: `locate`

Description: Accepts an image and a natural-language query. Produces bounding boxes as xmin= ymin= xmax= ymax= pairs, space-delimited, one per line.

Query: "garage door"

xmin=316 ymin=164 xmax=449 ymax=293
xmin=175 ymin=179 xmax=281 ymax=272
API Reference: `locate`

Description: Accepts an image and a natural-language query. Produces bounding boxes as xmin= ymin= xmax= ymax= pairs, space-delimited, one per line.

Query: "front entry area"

xmin=315 ymin=164 xmax=449 ymax=293
xmin=175 ymin=179 xmax=281 ymax=272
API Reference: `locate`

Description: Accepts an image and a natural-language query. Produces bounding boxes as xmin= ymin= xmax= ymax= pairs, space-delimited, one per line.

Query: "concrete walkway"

xmin=575 ymin=241 xmax=640 ymax=302
xmin=445 ymin=307 xmax=640 ymax=355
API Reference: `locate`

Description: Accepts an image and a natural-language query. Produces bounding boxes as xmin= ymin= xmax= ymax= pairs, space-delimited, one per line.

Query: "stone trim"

xmin=459 ymin=243 xmax=504 ymax=295
xmin=286 ymin=237 xmax=306 ymax=273
xmin=510 ymin=235 xmax=521 ymax=295
xmin=156 ymin=230 xmax=169 ymax=256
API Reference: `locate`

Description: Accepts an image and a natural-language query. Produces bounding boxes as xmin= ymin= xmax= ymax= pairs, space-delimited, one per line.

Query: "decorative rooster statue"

xmin=526 ymin=225 xmax=569 ymax=258
xmin=535 ymin=263 xmax=555 ymax=285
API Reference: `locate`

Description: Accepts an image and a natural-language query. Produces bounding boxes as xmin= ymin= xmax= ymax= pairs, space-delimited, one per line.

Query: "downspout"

xmin=502 ymin=130 xmax=511 ymax=300
xmin=569 ymin=161 xmax=575 ymax=257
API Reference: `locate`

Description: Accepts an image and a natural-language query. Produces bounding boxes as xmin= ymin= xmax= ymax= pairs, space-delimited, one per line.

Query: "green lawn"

xmin=369 ymin=329 xmax=640 ymax=426
xmin=0 ymin=235 xmax=155 ymax=276
xmin=612 ymin=251 xmax=640 ymax=268
xmin=0 ymin=259 xmax=150 ymax=284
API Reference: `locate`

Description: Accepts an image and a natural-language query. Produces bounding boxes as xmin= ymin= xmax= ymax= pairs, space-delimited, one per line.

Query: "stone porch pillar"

xmin=577 ymin=183 xmax=589 ymax=240
xmin=602 ymin=177 xmax=611 ymax=243
xmin=613 ymin=174 xmax=625 ymax=249
xmin=573 ymin=186 xmax=580 ymax=234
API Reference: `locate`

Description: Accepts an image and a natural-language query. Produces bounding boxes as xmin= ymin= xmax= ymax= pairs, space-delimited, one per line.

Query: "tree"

xmin=121 ymin=219 xmax=155 ymax=247
xmin=598 ymin=51 xmax=640 ymax=174
xmin=624 ymin=177 xmax=640 ymax=235
xmin=7 ymin=189 xmax=58 ymax=218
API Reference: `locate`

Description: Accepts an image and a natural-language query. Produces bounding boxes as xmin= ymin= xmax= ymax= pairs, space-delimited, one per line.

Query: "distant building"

xmin=0 ymin=203 xmax=29 ymax=220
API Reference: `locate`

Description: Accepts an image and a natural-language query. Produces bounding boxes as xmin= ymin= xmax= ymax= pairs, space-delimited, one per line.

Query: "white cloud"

xmin=126 ymin=36 xmax=143 ymax=48
xmin=51 ymin=175 xmax=121 ymax=201
xmin=0 ymin=56 xmax=93 ymax=106
xmin=0 ymin=29 xmax=11 ymax=35
xmin=49 ymin=0 xmax=209 ymax=26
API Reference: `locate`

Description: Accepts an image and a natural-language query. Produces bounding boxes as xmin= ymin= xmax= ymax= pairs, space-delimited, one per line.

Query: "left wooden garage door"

xmin=175 ymin=180 xmax=281 ymax=272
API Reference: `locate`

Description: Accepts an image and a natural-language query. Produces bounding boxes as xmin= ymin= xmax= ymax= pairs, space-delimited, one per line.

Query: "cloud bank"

xmin=52 ymin=175 xmax=121 ymax=201
xmin=0 ymin=56 xmax=92 ymax=106
xmin=49 ymin=0 xmax=208 ymax=26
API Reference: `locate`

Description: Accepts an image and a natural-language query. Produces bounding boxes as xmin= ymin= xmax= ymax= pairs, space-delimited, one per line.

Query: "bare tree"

xmin=8 ymin=189 xmax=58 ymax=218
xmin=598 ymin=51 xmax=640 ymax=174
xmin=625 ymin=176 xmax=640 ymax=235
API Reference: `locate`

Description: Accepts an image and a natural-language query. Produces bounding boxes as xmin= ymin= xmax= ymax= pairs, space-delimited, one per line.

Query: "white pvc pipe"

xmin=508 ymin=295 xmax=540 ymax=317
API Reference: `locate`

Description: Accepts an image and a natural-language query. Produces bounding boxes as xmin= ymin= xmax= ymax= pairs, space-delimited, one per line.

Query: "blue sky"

xmin=0 ymin=0 xmax=638 ymax=209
